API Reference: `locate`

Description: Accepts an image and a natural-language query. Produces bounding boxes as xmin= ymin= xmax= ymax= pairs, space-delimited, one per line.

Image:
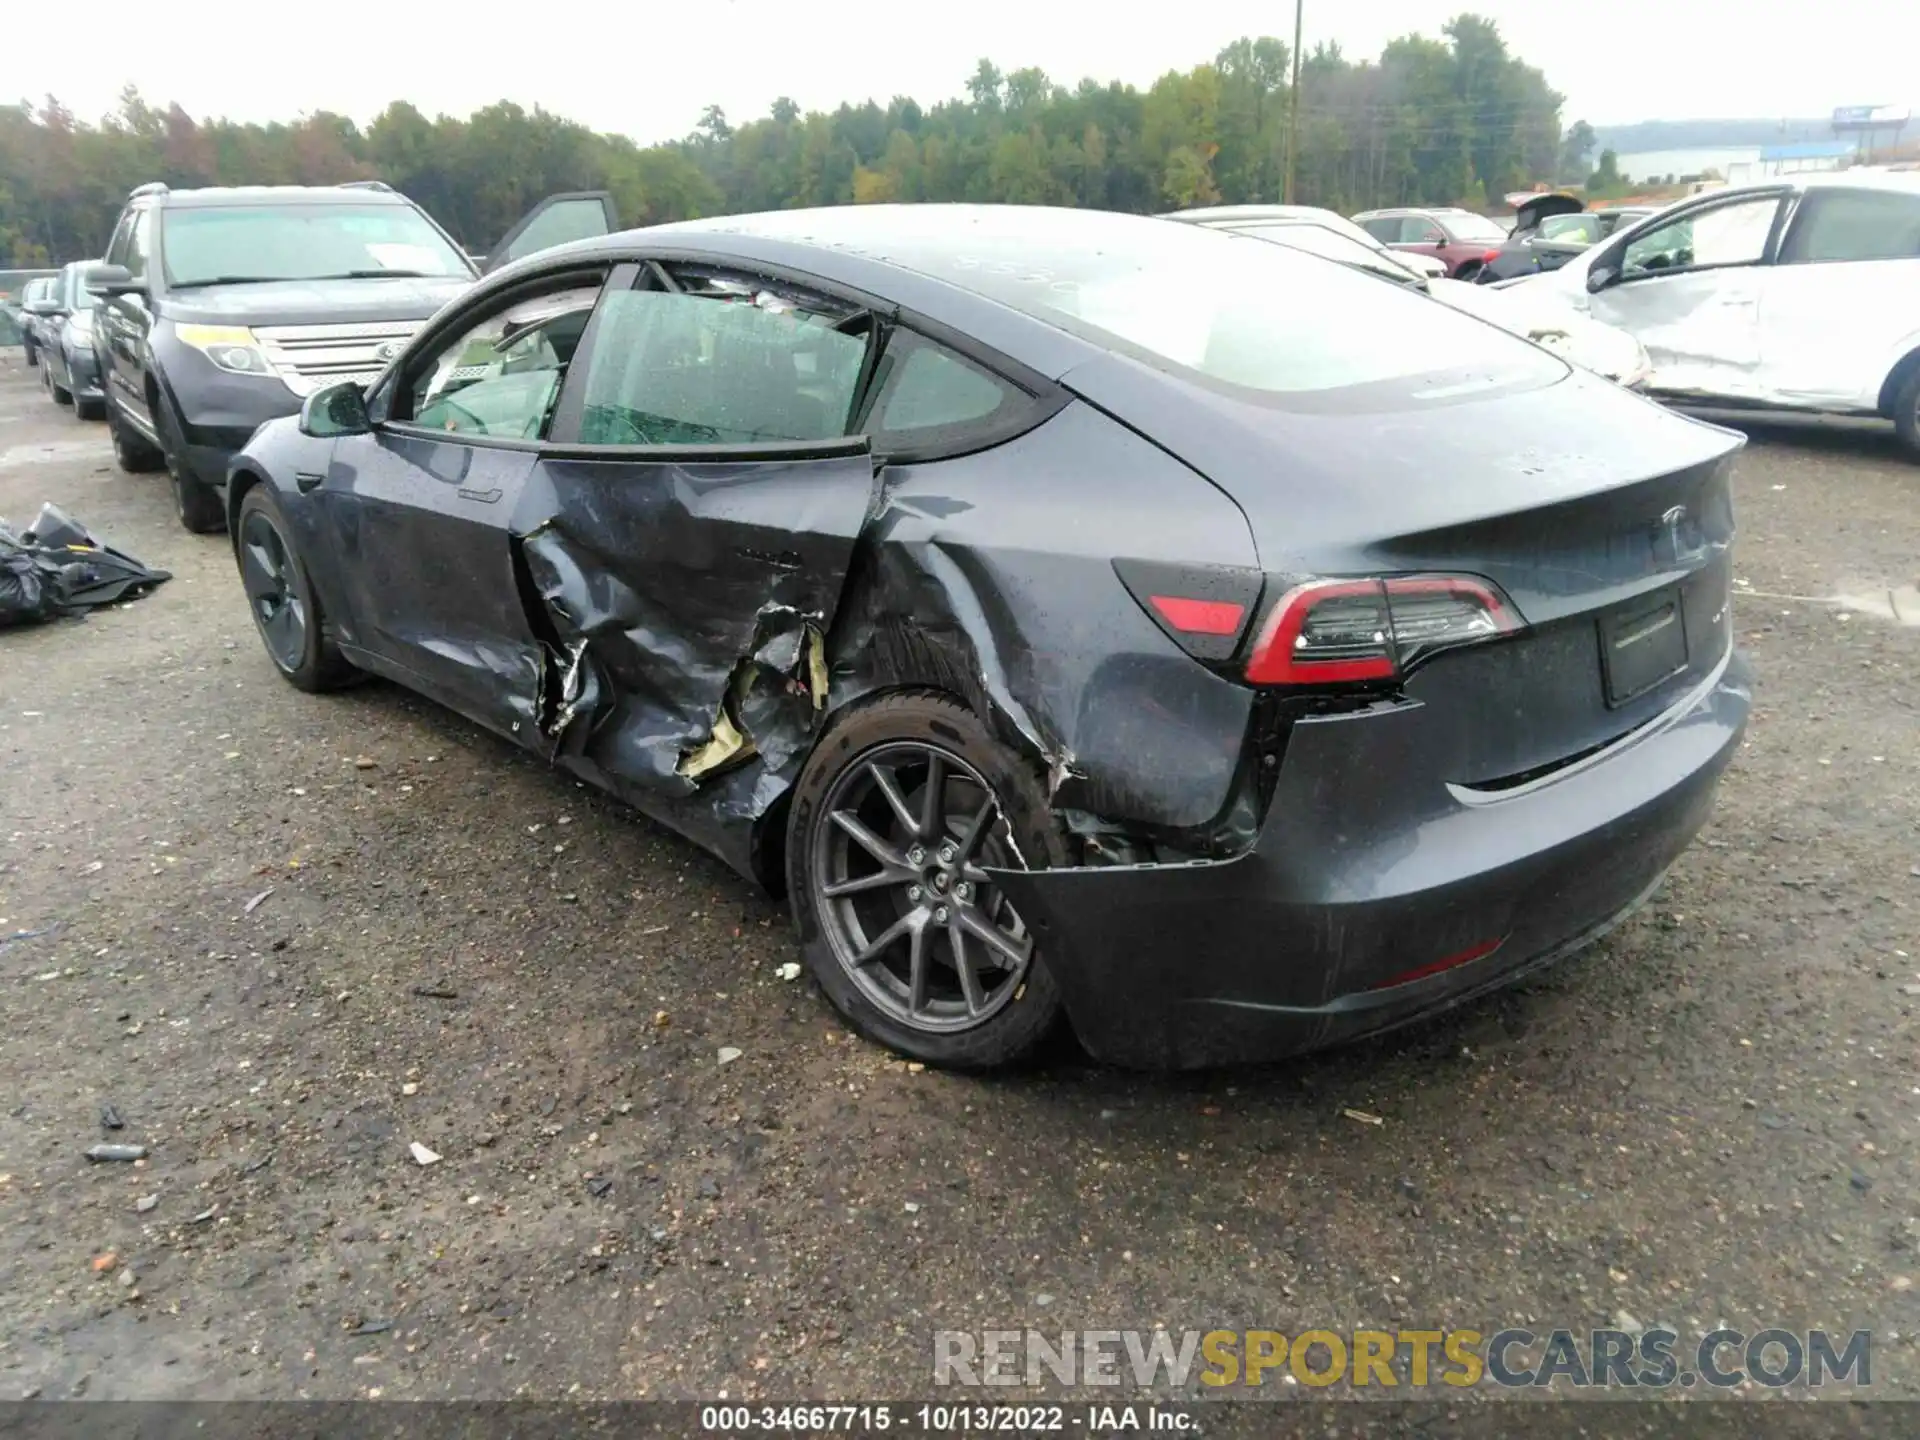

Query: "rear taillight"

xmin=1245 ymin=575 xmax=1519 ymax=687
xmin=1482 ymin=248 xmax=1503 ymax=263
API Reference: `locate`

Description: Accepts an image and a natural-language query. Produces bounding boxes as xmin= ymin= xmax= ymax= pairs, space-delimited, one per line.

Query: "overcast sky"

xmin=34 ymin=0 xmax=1920 ymax=142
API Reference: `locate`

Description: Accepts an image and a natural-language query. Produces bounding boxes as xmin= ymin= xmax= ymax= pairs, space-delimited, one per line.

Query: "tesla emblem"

xmin=1658 ymin=505 xmax=1708 ymax=565
xmin=374 ymin=341 xmax=401 ymax=362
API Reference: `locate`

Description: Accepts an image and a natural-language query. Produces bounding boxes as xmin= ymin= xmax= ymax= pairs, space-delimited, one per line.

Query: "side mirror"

xmin=1586 ymin=265 xmax=1618 ymax=294
xmin=299 ymin=381 xmax=372 ymax=438
xmin=84 ymin=263 xmax=143 ymax=297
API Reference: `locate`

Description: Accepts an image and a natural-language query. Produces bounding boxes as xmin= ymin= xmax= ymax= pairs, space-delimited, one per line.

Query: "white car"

xmin=1174 ymin=213 xmax=1651 ymax=387
xmin=1511 ymin=171 xmax=1920 ymax=455
xmin=1164 ymin=204 xmax=1452 ymax=279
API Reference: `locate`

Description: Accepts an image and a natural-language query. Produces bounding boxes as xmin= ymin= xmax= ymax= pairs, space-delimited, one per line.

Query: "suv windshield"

xmin=162 ymin=203 xmax=472 ymax=286
xmin=63 ymin=267 xmax=98 ymax=310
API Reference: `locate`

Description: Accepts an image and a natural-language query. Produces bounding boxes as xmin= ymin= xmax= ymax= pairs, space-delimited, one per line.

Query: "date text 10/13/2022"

xmin=699 ymin=1404 xmax=1190 ymax=1432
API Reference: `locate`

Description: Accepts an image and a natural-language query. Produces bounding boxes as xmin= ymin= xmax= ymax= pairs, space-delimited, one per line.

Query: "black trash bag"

xmin=0 ymin=504 xmax=172 ymax=627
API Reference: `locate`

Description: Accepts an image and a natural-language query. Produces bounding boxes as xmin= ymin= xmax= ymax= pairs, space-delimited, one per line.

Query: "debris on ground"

xmin=242 ymin=889 xmax=274 ymax=914
xmin=0 ymin=504 xmax=170 ymax=627
xmin=90 ymin=1252 xmax=117 ymax=1273
xmin=409 ymin=1142 xmax=442 ymax=1167
xmin=98 ymin=1104 xmax=124 ymax=1130
xmin=411 ymin=984 xmax=458 ymax=1000
xmin=1342 ymin=1108 xmax=1385 ymax=1127
xmin=83 ymin=1144 xmax=147 ymax=1163
xmin=716 ymin=1047 xmax=742 ymax=1065
xmin=775 ymin=963 xmax=801 ymax=981
xmin=133 ymin=1195 xmax=157 ymax=1214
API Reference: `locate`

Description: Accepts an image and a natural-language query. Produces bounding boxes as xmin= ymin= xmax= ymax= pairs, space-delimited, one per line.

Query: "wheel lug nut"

xmin=907 ymin=885 xmax=923 ymax=902
xmin=933 ymin=906 xmax=950 ymax=925
xmin=954 ymin=882 xmax=972 ymax=901
xmin=938 ymin=845 xmax=955 ymax=863
xmin=907 ymin=847 xmax=926 ymax=866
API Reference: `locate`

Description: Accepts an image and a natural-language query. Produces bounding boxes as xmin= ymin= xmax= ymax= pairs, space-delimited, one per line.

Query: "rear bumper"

xmin=990 ymin=648 xmax=1751 ymax=1069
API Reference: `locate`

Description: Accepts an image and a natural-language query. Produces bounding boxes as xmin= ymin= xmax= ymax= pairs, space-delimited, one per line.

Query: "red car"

xmin=1352 ymin=207 xmax=1513 ymax=280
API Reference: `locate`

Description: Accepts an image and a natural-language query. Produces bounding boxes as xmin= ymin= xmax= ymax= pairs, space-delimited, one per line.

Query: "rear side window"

xmin=575 ymin=277 xmax=867 ymax=446
xmin=1779 ymin=190 xmax=1920 ymax=265
xmin=1357 ymin=217 xmax=1399 ymax=243
xmin=865 ymin=331 xmax=1022 ymax=444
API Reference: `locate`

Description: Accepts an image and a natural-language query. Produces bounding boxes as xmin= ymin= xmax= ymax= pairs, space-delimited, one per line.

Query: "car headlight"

xmin=175 ymin=323 xmax=279 ymax=378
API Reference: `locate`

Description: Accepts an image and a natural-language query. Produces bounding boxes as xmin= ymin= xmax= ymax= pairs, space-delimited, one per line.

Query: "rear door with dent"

xmin=511 ymin=260 xmax=881 ymax=804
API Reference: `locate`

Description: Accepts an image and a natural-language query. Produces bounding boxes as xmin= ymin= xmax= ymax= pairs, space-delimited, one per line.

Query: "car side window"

xmin=1358 ymin=217 xmax=1398 ymax=243
xmin=574 ymin=272 xmax=867 ymax=447
xmin=123 ymin=209 xmax=153 ymax=281
xmin=1621 ymin=196 xmax=1779 ymax=278
xmin=1408 ymin=219 xmax=1446 ymax=244
xmin=400 ymin=282 xmax=603 ymax=440
xmin=103 ymin=212 xmax=133 ymax=268
xmin=862 ymin=331 xmax=1024 ymax=446
xmin=1778 ymin=190 xmax=1920 ymax=265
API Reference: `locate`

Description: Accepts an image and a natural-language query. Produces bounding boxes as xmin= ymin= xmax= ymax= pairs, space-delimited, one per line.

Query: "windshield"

xmin=161 ymin=203 xmax=472 ymax=286
xmin=1231 ymin=222 xmax=1424 ymax=284
xmin=823 ymin=209 xmax=1562 ymax=397
xmin=1444 ymin=213 xmax=1509 ymax=243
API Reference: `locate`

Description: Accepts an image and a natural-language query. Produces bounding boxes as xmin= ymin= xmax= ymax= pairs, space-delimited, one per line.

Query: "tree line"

xmin=1 ymin=14 xmax=1594 ymax=266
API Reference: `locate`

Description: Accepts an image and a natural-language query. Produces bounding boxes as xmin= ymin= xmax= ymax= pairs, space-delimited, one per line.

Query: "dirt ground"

xmin=0 ymin=352 xmax=1915 ymax=1405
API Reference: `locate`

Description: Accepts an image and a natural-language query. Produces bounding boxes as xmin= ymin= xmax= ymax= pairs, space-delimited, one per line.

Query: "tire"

xmin=107 ymin=392 xmax=165 ymax=473
xmin=22 ymin=337 xmax=37 ymax=368
xmin=49 ymin=367 xmax=72 ymax=406
xmin=1455 ymin=260 xmax=1483 ymax=281
xmin=785 ymin=690 xmax=1069 ymax=1070
xmin=1895 ymin=366 xmax=1920 ymax=459
xmin=154 ymin=386 xmax=225 ymax=534
xmin=75 ymin=394 xmax=104 ymax=421
xmin=234 ymin=485 xmax=358 ymax=692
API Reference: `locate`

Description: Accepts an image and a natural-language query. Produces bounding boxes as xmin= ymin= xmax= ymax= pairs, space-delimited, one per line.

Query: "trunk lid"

xmin=1062 ymin=354 xmax=1744 ymax=783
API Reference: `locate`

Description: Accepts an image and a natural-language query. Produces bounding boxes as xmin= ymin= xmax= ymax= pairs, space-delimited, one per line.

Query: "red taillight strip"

xmin=1243 ymin=579 xmax=1394 ymax=686
xmin=1148 ymin=595 xmax=1247 ymax=637
xmin=1368 ymin=937 xmax=1506 ymax=992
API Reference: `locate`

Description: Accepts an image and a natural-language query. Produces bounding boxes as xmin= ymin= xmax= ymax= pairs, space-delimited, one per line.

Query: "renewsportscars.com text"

xmin=933 ymin=1326 xmax=1871 ymax=1390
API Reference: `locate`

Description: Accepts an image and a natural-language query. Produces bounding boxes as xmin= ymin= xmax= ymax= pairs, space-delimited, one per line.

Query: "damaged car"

xmin=1516 ymin=171 xmax=1920 ymax=455
xmin=226 ymin=205 xmax=1752 ymax=1070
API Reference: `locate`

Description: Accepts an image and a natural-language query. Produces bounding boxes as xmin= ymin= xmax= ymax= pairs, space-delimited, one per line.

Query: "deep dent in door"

xmin=503 ymin=449 xmax=880 ymax=871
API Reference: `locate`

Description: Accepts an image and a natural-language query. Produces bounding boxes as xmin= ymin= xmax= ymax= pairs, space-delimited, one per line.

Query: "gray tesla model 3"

xmin=224 ymin=203 xmax=1751 ymax=1070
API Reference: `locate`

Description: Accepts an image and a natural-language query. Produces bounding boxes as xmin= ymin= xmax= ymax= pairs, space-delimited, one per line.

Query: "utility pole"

xmin=1284 ymin=0 xmax=1304 ymax=202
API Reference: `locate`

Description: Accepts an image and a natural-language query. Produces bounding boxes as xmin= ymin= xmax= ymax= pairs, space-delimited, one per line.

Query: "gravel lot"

xmin=1 ymin=352 xmax=1916 ymax=1405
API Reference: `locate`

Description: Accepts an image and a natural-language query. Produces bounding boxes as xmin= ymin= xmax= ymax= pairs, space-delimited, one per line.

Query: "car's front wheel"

xmin=235 ymin=486 xmax=358 ymax=692
xmin=786 ymin=691 xmax=1069 ymax=1070
xmin=107 ymin=394 xmax=165 ymax=473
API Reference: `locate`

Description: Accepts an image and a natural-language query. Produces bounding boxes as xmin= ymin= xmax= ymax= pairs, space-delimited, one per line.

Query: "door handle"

xmin=457 ymin=486 xmax=502 ymax=504
xmin=295 ymin=471 xmax=325 ymax=493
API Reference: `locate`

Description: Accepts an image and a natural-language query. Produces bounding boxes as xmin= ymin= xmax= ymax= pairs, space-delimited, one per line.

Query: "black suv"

xmin=88 ymin=182 xmax=614 ymax=532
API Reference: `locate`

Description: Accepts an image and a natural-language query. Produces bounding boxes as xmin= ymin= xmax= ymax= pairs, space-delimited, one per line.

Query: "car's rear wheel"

xmin=235 ymin=486 xmax=358 ymax=692
xmin=1894 ymin=366 xmax=1920 ymax=459
xmin=1455 ymin=260 xmax=1483 ymax=281
xmin=22 ymin=337 xmax=37 ymax=367
xmin=48 ymin=365 xmax=72 ymax=405
xmin=107 ymin=394 xmax=165 ymax=473
xmin=786 ymin=691 xmax=1068 ymax=1070
xmin=74 ymin=392 xmax=104 ymax=421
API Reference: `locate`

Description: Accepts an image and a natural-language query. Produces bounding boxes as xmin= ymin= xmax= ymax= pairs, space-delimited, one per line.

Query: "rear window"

xmin=1442 ymin=213 xmax=1509 ymax=243
xmin=850 ymin=210 xmax=1562 ymax=397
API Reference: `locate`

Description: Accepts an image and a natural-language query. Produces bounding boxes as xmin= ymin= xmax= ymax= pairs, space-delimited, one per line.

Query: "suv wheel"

xmin=153 ymin=389 xmax=225 ymax=534
xmin=107 ymin=395 xmax=165 ymax=473
xmin=1895 ymin=365 xmax=1920 ymax=460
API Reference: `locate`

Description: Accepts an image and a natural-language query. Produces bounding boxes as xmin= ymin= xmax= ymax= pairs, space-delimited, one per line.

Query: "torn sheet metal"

xmin=826 ymin=402 xmax=1263 ymax=855
xmin=508 ymin=444 xmax=877 ymax=871
xmin=1 ymin=503 xmax=172 ymax=627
